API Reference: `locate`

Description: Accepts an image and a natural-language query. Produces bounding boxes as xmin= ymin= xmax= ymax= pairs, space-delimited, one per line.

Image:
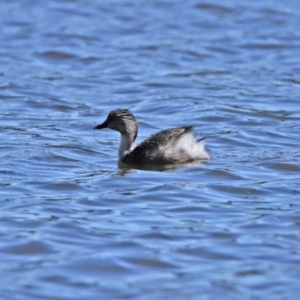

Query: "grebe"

xmin=94 ymin=109 xmax=210 ymax=165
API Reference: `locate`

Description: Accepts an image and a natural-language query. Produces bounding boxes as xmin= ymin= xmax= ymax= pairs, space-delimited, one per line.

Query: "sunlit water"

xmin=1 ymin=0 xmax=300 ymax=299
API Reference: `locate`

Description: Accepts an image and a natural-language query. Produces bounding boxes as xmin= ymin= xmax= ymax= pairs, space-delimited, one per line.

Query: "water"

xmin=1 ymin=0 xmax=300 ymax=299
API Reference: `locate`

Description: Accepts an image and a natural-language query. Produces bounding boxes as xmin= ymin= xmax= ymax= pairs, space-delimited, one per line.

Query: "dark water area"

xmin=1 ymin=0 xmax=300 ymax=299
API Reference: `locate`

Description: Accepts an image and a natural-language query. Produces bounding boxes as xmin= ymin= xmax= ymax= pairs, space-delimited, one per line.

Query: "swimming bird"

xmin=94 ymin=109 xmax=210 ymax=165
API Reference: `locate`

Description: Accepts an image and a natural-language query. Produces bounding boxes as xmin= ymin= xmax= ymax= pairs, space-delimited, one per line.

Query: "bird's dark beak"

xmin=94 ymin=119 xmax=108 ymax=130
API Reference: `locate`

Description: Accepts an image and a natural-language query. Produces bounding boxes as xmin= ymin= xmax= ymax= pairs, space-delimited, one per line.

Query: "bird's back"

xmin=122 ymin=126 xmax=209 ymax=165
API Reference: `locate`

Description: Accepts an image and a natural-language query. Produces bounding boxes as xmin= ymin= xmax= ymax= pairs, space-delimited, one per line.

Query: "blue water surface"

xmin=1 ymin=0 xmax=300 ymax=299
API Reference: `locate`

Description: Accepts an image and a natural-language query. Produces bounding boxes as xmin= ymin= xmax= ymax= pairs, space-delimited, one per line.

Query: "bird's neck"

xmin=118 ymin=133 xmax=135 ymax=159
